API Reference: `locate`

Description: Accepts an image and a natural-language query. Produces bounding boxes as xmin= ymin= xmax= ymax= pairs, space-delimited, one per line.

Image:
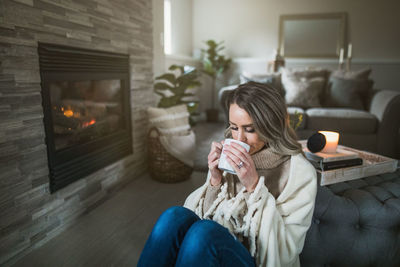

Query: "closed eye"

xmin=230 ymin=125 xmax=255 ymax=133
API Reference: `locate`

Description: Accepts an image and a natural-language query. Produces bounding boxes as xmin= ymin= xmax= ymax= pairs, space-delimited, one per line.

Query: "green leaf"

xmin=154 ymin=82 xmax=173 ymax=90
xmin=201 ymin=39 xmax=231 ymax=79
xmin=154 ymin=73 xmax=176 ymax=84
xmin=154 ymin=64 xmax=201 ymax=123
xmin=168 ymin=64 xmax=184 ymax=74
xmin=154 ymin=91 xmax=165 ymax=97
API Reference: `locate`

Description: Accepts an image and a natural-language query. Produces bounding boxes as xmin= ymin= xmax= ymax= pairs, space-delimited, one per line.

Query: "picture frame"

xmin=278 ymin=13 xmax=347 ymax=58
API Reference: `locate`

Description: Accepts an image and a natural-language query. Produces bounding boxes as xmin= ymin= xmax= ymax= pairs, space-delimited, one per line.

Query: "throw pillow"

xmin=281 ymin=68 xmax=326 ymax=108
xmin=240 ymin=71 xmax=285 ymax=97
xmin=282 ymin=67 xmax=331 ymax=80
xmin=281 ymin=67 xmax=330 ymax=104
xmin=326 ymin=68 xmax=373 ymax=110
xmin=147 ymin=104 xmax=190 ymax=136
xmin=324 ymin=76 xmax=374 ymax=110
xmin=282 ymin=76 xmax=326 ymax=108
xmin=332 ymin=68 xmax=371 ymax=80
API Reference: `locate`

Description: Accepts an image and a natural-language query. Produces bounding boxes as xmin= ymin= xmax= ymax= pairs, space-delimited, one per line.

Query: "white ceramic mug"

xmin=218 ymin=138 xmax=250 ymax=174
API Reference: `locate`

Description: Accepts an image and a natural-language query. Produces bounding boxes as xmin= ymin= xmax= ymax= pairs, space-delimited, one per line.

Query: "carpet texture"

xmin=193 ymin=121 xmax=227 ymax=171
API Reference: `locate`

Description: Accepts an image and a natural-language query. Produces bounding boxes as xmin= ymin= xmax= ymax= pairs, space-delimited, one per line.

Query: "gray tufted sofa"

xmin=300 ymin=169 xmax=400 ymax=267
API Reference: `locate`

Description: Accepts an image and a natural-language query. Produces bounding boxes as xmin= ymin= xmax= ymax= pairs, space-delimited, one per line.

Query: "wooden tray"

xmin=300 ymin=141 xmax=399 ymax=185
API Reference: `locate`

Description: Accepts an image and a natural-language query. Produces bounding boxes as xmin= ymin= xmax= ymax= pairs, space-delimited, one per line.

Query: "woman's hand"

xmin=224 ymin=142 xmax=259 ymax=192
xmin=207 ymin=141 xmax=224 ymax=186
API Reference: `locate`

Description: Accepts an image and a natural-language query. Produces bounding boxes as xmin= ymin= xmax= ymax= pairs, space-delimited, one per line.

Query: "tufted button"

xmin=314 ymin=218 xmax=320 ymax=225
xmin=355 ymin=224 xmax=360 ymax=229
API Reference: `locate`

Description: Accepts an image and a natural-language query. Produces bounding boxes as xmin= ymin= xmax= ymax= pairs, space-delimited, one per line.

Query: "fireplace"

xmin=38 ymin=43 xmax=132 ymax=193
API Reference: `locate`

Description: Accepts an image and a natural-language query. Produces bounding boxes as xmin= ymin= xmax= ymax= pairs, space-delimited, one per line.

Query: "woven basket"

xmin=147 ymin=127 xmax=193 ymax=183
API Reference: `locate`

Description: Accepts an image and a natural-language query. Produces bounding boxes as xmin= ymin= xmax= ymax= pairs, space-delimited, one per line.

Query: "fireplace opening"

xmin=49 ymin=79 xmax=123 ymax=150
xmin=38 ymin=43 xmax=132 ymax=193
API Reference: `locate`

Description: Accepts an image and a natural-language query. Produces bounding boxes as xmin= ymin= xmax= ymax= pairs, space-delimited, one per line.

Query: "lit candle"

xmin=347 ymin=43 xmax=352 ymax=58
xmin=319 ymin=131 xmax=339 ymax=153
xmin=339 ymin=48 xmax=344 ymax=64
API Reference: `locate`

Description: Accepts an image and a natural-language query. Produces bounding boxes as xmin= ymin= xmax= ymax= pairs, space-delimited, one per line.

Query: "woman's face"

xmin=229 ymin=103 xmax=265 ymax=155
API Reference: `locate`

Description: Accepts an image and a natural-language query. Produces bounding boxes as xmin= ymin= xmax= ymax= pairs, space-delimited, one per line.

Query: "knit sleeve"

xmin=255 ymin=156 xmax=317 ymax=267
xmin=203 ymin=183 xmax=222 ymax=214
xmin=183 ymin=171 xmax=227 ymax=217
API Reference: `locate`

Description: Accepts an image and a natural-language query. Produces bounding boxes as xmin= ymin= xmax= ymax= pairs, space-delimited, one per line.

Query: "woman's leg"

xmin=137 ymin=206 xmax=200 ymax=267
xmin=175 ymin=220 xmax=255 ymax=267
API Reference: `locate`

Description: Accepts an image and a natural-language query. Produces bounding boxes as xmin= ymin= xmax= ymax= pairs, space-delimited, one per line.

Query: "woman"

xmin=138 ymin=82 xmax=317 ymax=267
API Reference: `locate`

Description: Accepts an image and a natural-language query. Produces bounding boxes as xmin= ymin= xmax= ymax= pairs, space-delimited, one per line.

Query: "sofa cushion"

xmin=287 ymin=107 xmax=306 ymax=130
xmin=305 ymin=108 xmax=377 ymax=134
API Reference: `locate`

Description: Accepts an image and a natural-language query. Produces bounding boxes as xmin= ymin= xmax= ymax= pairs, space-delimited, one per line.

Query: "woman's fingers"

xmin=225 ymin=154 xmax=244 ymax=173
xmin=208 ymin=158 xmax=219 ymax=169
xmin=208 ymin=141 xmax=223 ymax=161
xmin=224 ymin=144 xmax=247 ymax=164
xmin=208 ymin=152 xmax=221 ymax=163
xmin=231 ymin=143 xmax=252 ymax=160
xmin=224 ymin=149 xmax=243 ymax=166
xmin=211 ymin=141 xmax=223 ymax=151
xmin=208 ymin=150 xmax=221 ymax=162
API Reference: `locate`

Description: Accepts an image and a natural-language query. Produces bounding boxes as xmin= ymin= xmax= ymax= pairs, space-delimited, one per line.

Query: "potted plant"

xmin=201 ymin=40 xmax=232 ymax=122
xmin=153 ymin=64 xmax=201 ymax=126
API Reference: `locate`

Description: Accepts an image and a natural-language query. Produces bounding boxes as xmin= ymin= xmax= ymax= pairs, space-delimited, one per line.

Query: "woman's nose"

xmin=237 ymin=130 xmax=247 ymax=142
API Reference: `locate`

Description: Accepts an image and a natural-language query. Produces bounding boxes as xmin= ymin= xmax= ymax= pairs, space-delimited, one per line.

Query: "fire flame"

xmin=61 ymin=106 xmax=81 ymax=118
xmin=82 ymin=119 xmax=96 ymax=128
xmin=63 ymin=109 xmax=74 ymax=118
xmin=60 ymin=105 xmax=95 ymax=128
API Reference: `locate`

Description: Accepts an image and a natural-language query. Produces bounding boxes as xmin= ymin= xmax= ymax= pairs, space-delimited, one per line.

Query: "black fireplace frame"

xmin=38 ymin=43 xmax=133 ymax=193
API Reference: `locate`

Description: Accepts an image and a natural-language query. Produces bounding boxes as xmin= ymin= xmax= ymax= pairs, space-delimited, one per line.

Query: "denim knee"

xmin=177 ymin=220 xmax=255 ymax=267
xmin=183 ymin=220 xmax=228 ymax=248
xmin=152 ymin=206 xmax=199 ymax=238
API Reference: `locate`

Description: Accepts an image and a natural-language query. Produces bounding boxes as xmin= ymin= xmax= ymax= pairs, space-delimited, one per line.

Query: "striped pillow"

xmin=147 ymin=104 xmax=190 ymax=136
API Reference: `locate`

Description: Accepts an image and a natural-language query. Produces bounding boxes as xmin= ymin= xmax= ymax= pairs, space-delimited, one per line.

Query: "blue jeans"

xmin=138 ymin=206 xmax=255 ymax=267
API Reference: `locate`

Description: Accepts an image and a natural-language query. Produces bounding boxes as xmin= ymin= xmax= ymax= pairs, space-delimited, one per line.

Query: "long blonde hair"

xmin=224 ymin=82 xmax=302 ymax=155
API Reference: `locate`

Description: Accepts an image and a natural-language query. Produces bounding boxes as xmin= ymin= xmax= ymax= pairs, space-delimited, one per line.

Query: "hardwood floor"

xmin=13 ymin=171 xmax=206 ymax=267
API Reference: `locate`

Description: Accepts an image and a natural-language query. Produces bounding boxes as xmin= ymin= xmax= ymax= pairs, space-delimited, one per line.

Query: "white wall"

xmin=193 ymin=0 xmax=400 ymax=60
xmin=152 ymin=0 xmax=165 ymax=77
xmin=171 ymin=0 xmax=193 ymax=57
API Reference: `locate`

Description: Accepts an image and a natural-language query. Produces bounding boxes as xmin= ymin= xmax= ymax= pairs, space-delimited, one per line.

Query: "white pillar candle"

xmin=319 ymin=131 xmax=340 ymax=153
xmin=339 ymin=48 xmax=344 ymax=64
xmin=348 ymin=43 xmax=352 ymax=58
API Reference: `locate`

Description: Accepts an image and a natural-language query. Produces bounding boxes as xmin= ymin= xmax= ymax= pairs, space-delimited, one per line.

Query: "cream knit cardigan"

xmin=184 ymin=153 xmax=317 ymax=267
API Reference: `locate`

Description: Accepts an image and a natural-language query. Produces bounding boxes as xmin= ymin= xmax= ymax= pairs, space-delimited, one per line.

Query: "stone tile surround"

xmin=0 ymin=0 xmax=154 ymax=265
